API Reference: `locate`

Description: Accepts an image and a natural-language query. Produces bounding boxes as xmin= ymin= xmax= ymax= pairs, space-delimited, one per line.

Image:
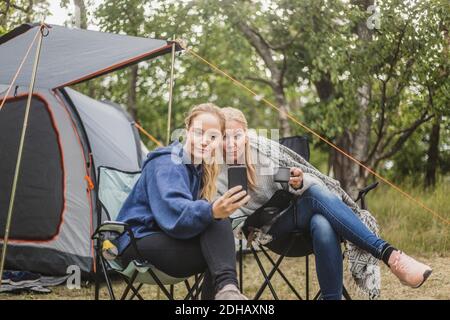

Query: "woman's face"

xmin=185 ymin=113 xmax=223 ymax=164
xmin=224 ymin=120 xmax=247 ymax=164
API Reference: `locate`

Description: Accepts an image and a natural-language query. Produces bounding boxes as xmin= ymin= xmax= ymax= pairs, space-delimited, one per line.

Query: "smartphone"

xmin=227 ymin=165 xmax=248 ymax=194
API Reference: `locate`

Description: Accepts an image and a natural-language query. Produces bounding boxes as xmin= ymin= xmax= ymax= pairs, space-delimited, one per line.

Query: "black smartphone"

xmin=227 ymin=165 xmax=248 ymax=193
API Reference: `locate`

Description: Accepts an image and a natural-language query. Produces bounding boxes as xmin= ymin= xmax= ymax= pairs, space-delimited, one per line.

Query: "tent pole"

xmin=166 ymin=42 xmax=176 ymax=145
xmin=0 ymin=24 xmax=46 ymax=284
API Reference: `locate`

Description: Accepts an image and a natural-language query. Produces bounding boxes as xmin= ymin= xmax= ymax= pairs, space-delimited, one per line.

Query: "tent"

xmin=0 ymin=23 xmax=181 ymax=275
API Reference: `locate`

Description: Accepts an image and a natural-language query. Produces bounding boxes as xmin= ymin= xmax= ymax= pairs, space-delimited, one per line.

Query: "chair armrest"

xmin=355 ymin=181 xmax=379 ymax=201
xmin=355 ymin=181 xmax=379 ymax=210
xmin=92 ymin=221 xmax=128 ymax=240
xmin=92 ymin=221 xmax=146 ymax=264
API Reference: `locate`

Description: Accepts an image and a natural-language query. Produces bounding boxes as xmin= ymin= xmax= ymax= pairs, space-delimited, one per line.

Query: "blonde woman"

xmin=216 ymin=107 xmax=431 ymax=300
xmin=116 ymin=104 xmax=249 ymax=300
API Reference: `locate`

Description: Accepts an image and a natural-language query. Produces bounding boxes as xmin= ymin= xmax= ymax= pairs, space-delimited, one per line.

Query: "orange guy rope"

xmin=185 ymin=47 xmax=449 ymax=226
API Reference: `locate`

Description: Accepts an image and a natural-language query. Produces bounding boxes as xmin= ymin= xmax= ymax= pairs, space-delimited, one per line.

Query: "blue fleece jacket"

xmin=115 ymin=141 xmax=214 ymax=253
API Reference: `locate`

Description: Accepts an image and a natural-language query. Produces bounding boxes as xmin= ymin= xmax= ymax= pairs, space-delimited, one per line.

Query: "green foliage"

xmin=0 ymin=0 xmax=49 ymax=30
xmin=4 ymin=0 xmax=445 ymax=183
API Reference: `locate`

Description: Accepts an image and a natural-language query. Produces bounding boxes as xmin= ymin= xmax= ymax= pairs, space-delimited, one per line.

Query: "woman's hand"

xmin=289 ymin=167 xmax=304 ymax=190
xmin=212 ymin=186 xmax=250 ymax=219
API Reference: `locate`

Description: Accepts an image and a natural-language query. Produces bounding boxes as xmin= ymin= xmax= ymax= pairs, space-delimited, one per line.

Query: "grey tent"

xmin=0 ymin=23 xmax=180 ymax=275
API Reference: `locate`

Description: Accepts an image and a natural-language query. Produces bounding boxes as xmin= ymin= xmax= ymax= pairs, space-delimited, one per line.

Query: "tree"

xmin=70 ymin=0 xmax=448 ymax=194
xmin=0 ymin=0 xmax=49 ymax=30
xmin=192 ymin=0 xmax=447 ymax=196
xmin=424 ymin=17 xmax=449 ymax=189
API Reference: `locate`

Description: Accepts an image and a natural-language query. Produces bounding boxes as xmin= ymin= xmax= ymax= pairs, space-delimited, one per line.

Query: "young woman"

xmin=116 ymin=103 xmax=250 ymax=300
xmin=216 ymin=107 xmax=432 ymax=300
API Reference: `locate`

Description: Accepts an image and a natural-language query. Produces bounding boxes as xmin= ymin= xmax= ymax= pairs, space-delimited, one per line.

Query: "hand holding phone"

xmin=212 ymin=185 xmax=250 ymax=219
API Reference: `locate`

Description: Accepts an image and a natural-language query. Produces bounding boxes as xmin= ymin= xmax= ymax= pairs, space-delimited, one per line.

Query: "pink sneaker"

xmin=215 ymin=284 xmax=248 ymax=300
xmin=388 ymin=250 xmax=432 ymax=288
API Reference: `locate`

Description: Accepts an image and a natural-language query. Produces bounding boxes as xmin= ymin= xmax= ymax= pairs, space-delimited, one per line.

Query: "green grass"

xmin=4 ymin=255 xmax=450 ymax=300
xmin=366 ymin=180 xmax=450 ymax=256
xmin=2 ymin=179 xmax=449 ymax=300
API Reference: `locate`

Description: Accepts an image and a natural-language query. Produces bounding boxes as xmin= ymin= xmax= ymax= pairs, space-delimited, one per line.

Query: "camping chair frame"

xmin=92 ymin=166 xmax=204 ymax=300
xmin=238 ymin=181 xmax=379 ymax=300
xmin=92 ymin=222 xmax=204 ymax=300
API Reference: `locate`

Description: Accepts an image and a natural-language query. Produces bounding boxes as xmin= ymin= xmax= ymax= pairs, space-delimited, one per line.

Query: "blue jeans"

xmin=267 ymin=184 xmax=386 ymax=300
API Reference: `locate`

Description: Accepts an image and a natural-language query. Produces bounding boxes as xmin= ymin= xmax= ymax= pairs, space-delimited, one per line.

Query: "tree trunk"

xmin=273 ymin=85 xmax=291 ymax=137
xmin=72 ymin=0 xmax=95 ymax=96
xmin=0 ymin=0 xmax=11 ymax=28
xmin=331 ymin=0 xmax=373 ymax=198
xmin=424 ymin=116 xmax=440 ymax=189
xmin=25 ymin=0 xmax=33 ymax=23
xmin=231 ymin=19 xmax=292 ymax=137
xmin=127 ymin=65 xmax=139 ymax=120
xmin=331 ymin=85 xmax=372 ymax=198
xmin=73 ymin=0 xmax=87 ymax=29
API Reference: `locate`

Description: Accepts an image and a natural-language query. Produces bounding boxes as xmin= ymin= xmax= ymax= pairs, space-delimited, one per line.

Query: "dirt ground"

xmin=1 ymin=255 xmax=449 ymax=300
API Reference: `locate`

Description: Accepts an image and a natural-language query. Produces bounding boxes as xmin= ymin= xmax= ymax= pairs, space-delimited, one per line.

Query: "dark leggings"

xmin=120 ymin=218 xmax=237 ymax=299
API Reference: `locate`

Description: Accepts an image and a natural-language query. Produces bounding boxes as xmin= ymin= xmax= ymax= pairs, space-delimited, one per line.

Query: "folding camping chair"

xmin=237 ymin=136 xmax=379 ymax=300
xmin=92 ymin=166 xmax=204 ymax=300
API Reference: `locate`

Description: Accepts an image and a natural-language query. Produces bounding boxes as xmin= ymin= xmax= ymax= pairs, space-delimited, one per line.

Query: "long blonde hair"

xmin=184 ymin=103 xmax=225 ymax=201
xmin=221 ymin=107 xmax=257 ymax=191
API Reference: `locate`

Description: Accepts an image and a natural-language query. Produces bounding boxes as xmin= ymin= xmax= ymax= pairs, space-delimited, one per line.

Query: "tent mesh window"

xmin=0 ymin=95 xmax=64 ymax=241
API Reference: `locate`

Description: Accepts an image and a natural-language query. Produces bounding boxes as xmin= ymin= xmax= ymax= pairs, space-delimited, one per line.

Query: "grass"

xmin=1 ymin=181 xmax=449 ymax=300
xmin=2 ymin=254 xmax=449 ymax=300
xmin=366 ymin=180 xmax=450 ymax=256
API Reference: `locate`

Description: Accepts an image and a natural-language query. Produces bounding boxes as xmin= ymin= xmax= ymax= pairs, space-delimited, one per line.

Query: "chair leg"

xmin=94 ymin=251 xmax=101 ymax=300
xmin=343 ymin=286 xmax=352 ymax=300
xmin=313 ymin=290 xmax=322 ymax=300
xmin=193 ymin=275 xmax=199 ymax=300
xmin=253 ymin=235 xmax=298 ymax=300
xmin=193 ymin=274 xmax=204 ymax=300
xmin=259 ymin=245 xmax=303 ymax=300
xmin=99 ymin=254 xmax=115 ymax=300
xmin=184 ymin=273 xmax=205 ymax=300
xmin=305 ymin=255 xmax=310 ymax=300
xmin=239 ymin=239 xmax=244 ymax=292
xmin=145 ymin=267 xmax=174 ymax=300
xmin=128 ymin=283 xmax=144 ymax=300
xmin=195 ymin=286 xmax=203 ymax=299
xmin=251 ymin=246 xmax=279 ymax=300
xmin=184 ymin=279 xmax=193 ymax=300
xmin=120 ymin=270 xmax=139 ymax=300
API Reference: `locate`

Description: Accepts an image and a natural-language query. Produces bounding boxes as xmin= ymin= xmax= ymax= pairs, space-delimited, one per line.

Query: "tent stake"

xmin=166 ymin=42 xmax=176 ymax=145
xmin=0 ymin=24 xmax=46 ymax=285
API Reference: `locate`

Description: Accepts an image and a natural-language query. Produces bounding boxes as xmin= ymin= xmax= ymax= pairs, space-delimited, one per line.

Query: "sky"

xmin=45 ymin=0 xmax=101 ymax=29
xmin=46 ymin=0 xmax=71 ymax=25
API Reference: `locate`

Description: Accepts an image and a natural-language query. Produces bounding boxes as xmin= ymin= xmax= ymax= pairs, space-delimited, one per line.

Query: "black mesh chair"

xmin=237 ymin=136 xmax=378 ymax=300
